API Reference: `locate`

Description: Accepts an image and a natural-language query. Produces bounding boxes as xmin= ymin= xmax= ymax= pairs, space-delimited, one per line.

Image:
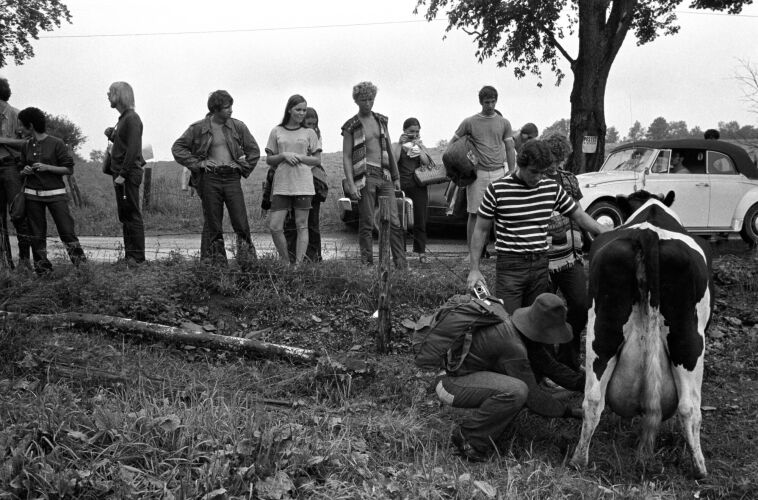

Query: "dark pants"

xmin=25 ymin=195 xmax=85 ymax=273
xmin=549 ymin=262 xmax=588 ymax=370
xmin=401 ymin=182 xmax=428 ymax=254
xmin=0 ymin=164 xmax=31 ymax=267
xmin=438 ymin=372 xmax=528 ymax=452
xmin=114 ymin=169 xmax=145 ymax=263
xmin=358 ymin=175 xmax=406 ymax=267
xmin=285 ymin=200 xmax=322 ymax=263
xmin=199 ymin=172 xmax=255 ymax=265
xmin=495 ymin=252 xmax=549 ymax=314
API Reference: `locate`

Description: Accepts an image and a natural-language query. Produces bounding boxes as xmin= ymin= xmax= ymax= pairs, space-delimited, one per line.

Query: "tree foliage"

xmin=89 ymin=149 xmax=105 ymax=162
xmin=45 ymin=113 xmax=86 ymax=153
xmin=416 ymin=0 xmax=751 ymax=172
xmin=541 ymin=119 xmax=571 ymax=138
xmin=0 ymin=0 xmax=71 ymax=68
xmin=606 ymin=126 xmax=620 ymax=143
xmin=646 ymin=116 xmax=669 ymax=140
xmin=736 ymin=59 xmax=758 ymax=115
xmin=626 ymin=121 xmax=646 ymax=142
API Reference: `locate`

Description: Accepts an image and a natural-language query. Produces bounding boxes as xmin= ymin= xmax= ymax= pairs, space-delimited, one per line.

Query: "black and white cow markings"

xmin=569 ymin=196 xmax=713 ymax=479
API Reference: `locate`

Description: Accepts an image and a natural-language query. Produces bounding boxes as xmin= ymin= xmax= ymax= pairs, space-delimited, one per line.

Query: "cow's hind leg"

xmin=671 ymin=362 xmax=707 ymax=479
xmin=570 ymin=354 xmax=617 ymax=469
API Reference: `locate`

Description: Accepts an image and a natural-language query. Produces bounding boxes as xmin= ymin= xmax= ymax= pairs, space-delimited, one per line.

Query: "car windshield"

xmin=601 ymin=148 xmax=656 ymax=173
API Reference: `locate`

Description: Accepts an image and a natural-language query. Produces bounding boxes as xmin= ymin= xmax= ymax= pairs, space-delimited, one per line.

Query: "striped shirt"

xmin=478 ymin=174 xmax=577 ymax=253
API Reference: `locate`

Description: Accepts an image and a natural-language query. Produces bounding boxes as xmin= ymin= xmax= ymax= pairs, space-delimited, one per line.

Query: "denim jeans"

xmin=0 ymin=164 xmax=31 ymax=267
xmin=401 ymin=182 xmax=428 ymax=254
xmin=495 ymin=253 xmax=549 ymax=314
xmin=199 ymin=171 xmax=255 ymax=265
xmin=284 ymin=200 xmax=322 ymax=263
xmin=549 ymin=262 xmax=588 ymax=370
xmin=114 ymin=169 xmax=145 ymax=263
xmin=25 ymin=195 xmax=85 ymax=272
xmin=438 ymin=372 xmax=528 ymax=452
xmin=358 ymin=175 xmax=406 ymax=267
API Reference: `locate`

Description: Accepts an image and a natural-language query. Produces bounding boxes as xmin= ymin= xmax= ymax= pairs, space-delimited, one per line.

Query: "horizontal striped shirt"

xmin=478 ymin=174 xmax=577 ymax=253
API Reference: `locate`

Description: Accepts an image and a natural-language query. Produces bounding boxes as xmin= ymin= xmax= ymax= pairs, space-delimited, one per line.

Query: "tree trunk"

xmin=570 ymin=0 xmax=634 ymax=173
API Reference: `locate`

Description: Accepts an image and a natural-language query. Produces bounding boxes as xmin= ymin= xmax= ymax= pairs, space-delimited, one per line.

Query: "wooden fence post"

xmin=377 ymin=196 xmax=392 ymax=354
xmin=66 ymin=175 xmax=83 ymax=207
xmin=142 ymin=165 xmax=152 ymax=212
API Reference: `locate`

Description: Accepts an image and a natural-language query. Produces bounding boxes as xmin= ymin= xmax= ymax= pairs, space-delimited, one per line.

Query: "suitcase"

xmin=396 ymin=190 xmax=414 ymax=232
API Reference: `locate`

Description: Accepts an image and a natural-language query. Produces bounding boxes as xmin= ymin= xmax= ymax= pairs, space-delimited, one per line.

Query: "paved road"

xmin=8 ymin=232 xmax=753 ymax=264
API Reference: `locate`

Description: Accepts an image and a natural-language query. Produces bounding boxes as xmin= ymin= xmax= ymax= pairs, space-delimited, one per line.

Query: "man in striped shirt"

xmin=467 ymin=140 xmax=609 ymax=314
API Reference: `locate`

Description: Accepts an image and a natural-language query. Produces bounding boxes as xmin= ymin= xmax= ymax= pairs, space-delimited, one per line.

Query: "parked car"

xmin=577 ymin=139 xmax=758 ymax=245
xmin=340 ymin=180 xmax=469 ymax=235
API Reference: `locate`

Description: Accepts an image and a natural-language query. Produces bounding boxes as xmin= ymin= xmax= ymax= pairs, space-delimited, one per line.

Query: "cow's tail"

xmin=635 ymin=232 xmax=663 ymax=456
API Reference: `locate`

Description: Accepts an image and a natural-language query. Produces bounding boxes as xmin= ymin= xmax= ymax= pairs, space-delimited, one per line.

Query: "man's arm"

xmin=0 ymin=137 xmax=25 ymax=148
xmin=115 ymin=115 xmax=143 ymax=177
xmin=237 ymin=122 xmax=260 ymax=178
xmin=342 ymin=132 xmax=360 ymax=199
xmin=570 ymin=206 xmax=611 ymax=236
xmin=171 ymin=127 xmax=203 ymax=173
xmin=504 ymin=136 xmax=516 ymax=173
xmin=466 ymin=215 xmax=492 ymax=289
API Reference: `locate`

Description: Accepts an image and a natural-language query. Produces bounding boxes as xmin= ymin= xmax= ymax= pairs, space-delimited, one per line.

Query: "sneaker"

xmin=450 ymin=426 xmax=490 ymax=462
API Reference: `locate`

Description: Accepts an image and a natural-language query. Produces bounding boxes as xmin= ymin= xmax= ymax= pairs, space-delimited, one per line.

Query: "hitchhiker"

xmin=393 ymin=117 xmax=433 ymax=263
xmin=467 ymin=139 xmax=609 ymax=313
xmin=341 ymin=81 xmax=406 ymax=268
xmin=105 ymin=81 xmax=146 ymax=268
xmin=436 ymin=293 xmax=584 ymax=461
xmin=264 ymin=95 xmax=322 ymax=265
xmin=172 ymin=90 xmax=260 ymax=268
xmin=543 ymin=133 xmax=587 ymax=370
xmin=17 ymin=107 xmax=86 ymax=274
xmin=0 ymin=77 xmax=32 ymax=270
xmin=449 ymin=86 xmax=516 ymax=261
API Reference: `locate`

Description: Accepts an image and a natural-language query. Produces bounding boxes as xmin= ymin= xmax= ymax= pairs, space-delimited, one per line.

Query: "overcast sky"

xmin=3 ymin=0 xmax=758 ymax=159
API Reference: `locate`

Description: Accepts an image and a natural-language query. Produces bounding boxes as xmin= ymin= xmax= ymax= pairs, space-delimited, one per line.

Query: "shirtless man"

xmin=341 ymin=81 xmax=406 ymax=268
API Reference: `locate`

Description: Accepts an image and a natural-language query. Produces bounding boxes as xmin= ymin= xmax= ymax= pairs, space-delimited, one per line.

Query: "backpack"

xmin=442 ymin=137 xmax=479 ymax=187
xmin=412 ymin=294 xmax=509 ymax=372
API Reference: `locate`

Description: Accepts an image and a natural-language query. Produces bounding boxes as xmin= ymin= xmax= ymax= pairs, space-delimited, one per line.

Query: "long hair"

xmin=109 ymin=82 xmax=135 ymax=109
xmin=304 ymin=107 xmax=320 ymax=139
xmin=279 ymin=94 xmax=306 ymax=127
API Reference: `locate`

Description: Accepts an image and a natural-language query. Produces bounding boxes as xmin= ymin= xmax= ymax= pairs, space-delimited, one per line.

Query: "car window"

xmin=707 ymin=151 xmax=737 ymax=175
xmin=651 ymin=150 xmax=671 ymax=173
xmin=601 ymin=148 xmax=655 ymax=172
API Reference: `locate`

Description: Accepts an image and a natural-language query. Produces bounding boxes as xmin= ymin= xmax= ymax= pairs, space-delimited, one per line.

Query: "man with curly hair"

xmin=341 ymin=81 xmax=406 ymax=268
xmin=543 ymin=133 xmax=587 ymax=370
xmin=467 ymin=139 xmax=609 ymax=314
xmin=0 ymin=77 xmax=32 ymax=270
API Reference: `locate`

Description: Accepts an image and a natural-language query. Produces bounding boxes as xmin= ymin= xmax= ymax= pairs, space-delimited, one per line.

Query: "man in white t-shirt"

xmin=449 ymin=86 xmax=516 ymax=259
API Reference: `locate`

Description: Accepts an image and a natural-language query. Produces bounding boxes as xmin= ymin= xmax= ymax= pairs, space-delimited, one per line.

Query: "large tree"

xmin=1 ymin=0 xmax=71 ymax=68
xmin=45 ymin=113 xmax=86 ymax=154
xmin=416 ymin=0 xmax=751 ymax=173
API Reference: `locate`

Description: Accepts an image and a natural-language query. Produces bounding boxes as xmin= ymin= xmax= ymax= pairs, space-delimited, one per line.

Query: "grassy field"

xmin=0 ymin=252 xmax=756 ymax=498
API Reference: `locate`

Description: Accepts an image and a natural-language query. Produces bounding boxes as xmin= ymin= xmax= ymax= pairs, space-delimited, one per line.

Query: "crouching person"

xmin=17 ymin=107 xmax=86 ymax=274
xmin=436 ymin=293 xmax=583 ymax=461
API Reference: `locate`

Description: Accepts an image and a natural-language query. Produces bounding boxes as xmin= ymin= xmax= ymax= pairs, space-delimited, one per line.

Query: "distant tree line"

xmin=540 ymin=117 xmax=758 ymax=145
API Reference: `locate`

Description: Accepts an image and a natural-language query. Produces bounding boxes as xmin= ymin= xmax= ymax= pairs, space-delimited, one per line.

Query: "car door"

xmin=707 ymin=150 xmax=746 ymax=229
xmin=642 ymin=149 xmax=710 ymax=229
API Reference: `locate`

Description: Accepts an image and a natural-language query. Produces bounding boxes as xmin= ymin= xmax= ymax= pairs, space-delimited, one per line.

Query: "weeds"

xmin=0 ymin=255 xmax=756 ymax=498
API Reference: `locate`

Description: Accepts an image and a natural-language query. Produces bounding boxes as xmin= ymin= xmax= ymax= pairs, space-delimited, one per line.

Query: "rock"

xmin=725 ymin=316 xmax=742 ymax=327
xmin=709 ymin=328 xmax=725 ymax=339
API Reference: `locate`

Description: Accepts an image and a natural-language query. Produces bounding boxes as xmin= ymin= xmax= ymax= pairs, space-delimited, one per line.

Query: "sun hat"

xmin=511 ymin=293 xmax=572 ymax=344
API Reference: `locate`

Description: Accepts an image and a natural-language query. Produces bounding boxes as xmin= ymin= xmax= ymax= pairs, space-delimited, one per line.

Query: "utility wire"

xmin=38 ymin=9 xmax=757 ymax=40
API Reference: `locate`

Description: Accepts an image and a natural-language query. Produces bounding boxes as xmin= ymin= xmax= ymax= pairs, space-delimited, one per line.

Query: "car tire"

xmin=740 ymin=203 xmax=758 ymax=247
xmin=587 ymin=201 xmax=624 ymax=228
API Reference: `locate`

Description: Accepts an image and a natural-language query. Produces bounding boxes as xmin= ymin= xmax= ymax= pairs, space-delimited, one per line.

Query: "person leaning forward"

xmin=172 ymin=90 xmax=260 ymax=267
xmin=467 ymin=139 xmax=609 ymax=314
xmin=436 ymin=293 xmax=584 ymax=461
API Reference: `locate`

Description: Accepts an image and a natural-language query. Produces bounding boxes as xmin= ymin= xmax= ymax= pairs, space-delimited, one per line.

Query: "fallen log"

xmin=1 ymin=311 xmax=318 ymax=364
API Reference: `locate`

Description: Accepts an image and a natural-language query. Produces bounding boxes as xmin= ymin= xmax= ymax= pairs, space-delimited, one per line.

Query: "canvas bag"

xmin=442 ymin=136 xmax=480 ymax=187
xmin=412 ymin=294 xmax=509 ymax=372
xmin=10 ymin=178 xmax=27 ymax=223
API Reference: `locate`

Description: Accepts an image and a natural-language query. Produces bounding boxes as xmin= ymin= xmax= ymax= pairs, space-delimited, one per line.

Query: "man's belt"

xmin=24 ymin=188 xmax=67 ymax=197
xmin=206 ymin=165 xmax=238 ymax=175
xmin=497 ymin=251 xmax=547 ymax=261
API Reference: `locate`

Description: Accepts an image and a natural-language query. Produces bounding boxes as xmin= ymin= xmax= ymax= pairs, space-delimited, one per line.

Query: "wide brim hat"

xmin=511 ymin=293 xmax=572 ymax=344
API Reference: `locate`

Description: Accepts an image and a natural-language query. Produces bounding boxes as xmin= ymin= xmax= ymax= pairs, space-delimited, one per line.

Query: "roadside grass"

xmin=0 ymin=254 xmax=756 ymax=498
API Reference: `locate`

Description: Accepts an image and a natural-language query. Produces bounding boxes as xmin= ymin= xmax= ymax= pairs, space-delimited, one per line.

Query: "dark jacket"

xmin=19 ymin=135 xmax=73 ymax=191
xmin=452 ymin=319 xmax=583 ymax=418
xmin=172 ymin=116 xmax=260 ymax=183
xmin=109 ymin=109 xmax=146 ymax=176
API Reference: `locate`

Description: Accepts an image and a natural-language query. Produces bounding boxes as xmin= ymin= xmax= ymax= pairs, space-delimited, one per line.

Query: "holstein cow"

xmin=570 ymin=191 xmax=713 ymax=479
